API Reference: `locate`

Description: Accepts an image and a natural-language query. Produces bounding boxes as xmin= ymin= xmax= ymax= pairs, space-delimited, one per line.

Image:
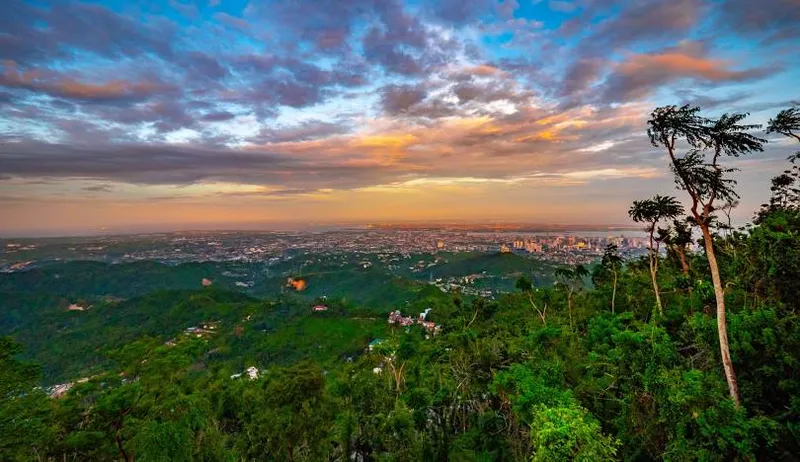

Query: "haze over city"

xmin=1 ymin=0 xmax=798 ymax=236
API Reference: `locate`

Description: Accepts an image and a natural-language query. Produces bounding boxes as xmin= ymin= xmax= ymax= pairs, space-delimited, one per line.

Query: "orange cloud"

xmin=0 ymin=62 xmax=169 ymax=102
xmin=617 ymin=53 xmax=759 ymax=81
xmin=52 ymin=79 xmax=165 ymax=101
xmin=351 ymin=133 xmax=419 ymax=149
xmin=468 ymin=64 xmax=504 ymax=76
xmin=603 ymin=48 xmax=770 ymax=102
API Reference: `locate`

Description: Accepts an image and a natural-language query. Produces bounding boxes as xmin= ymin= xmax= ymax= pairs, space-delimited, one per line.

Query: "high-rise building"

xmin=525 ymin=241 xmax=542 ymax=252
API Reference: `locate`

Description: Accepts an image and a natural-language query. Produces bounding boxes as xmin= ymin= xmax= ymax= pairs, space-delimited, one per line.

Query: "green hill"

xmin=2 ymin=287 xmax=388 ymax=384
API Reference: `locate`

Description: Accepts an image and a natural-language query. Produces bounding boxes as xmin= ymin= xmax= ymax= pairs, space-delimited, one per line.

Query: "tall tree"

xmin=599 ymin=244 xmax=623 ymax=314
xmin=647 ymin=105 xmax=765 ymax=407
xmin=628 ymin=195 xmax=684 ymax=316
xmin=554 ymin=264 xmax=588 ymax=328
xmin=757 ymin=106 xmax=800 ymax=220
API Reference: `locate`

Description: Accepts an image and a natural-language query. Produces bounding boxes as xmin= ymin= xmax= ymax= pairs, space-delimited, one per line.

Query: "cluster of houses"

xmin=184 ymin=321 xmax=219 ymax=338
xmin=230 ymin=366 xmax=260 ymax=380
xmin=166 ymin=321 xmax=221 ymax=345
xmin=67 ymin=303 xmax=90 ymax=311
xmin=47 ymin=377 xmax=91 ymax=399
xmin=48 ymin=382 xmax=74 ymax=398
xmin=387 ymin=308 xmax=441 ymax=335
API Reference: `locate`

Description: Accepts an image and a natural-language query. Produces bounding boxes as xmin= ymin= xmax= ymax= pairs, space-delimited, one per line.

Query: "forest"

xmin=1 ymin=104 xmax=799 ymax=461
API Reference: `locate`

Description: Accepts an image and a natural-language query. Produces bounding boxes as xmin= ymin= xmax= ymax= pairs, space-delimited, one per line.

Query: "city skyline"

xmin=1 ymin=227 xmax=652 ymax=271
xmin=2 ymin=0 xmax=799 ymax=236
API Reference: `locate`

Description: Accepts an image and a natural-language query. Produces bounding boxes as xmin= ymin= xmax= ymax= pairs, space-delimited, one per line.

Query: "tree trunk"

xmin=114 ymin=420 xmax=130 ymax=462
xmin=700 ymin=225 xmax=741 ymax=407
xmin=611 ymin=270 xmax=617 ymax=314
xmin=567 ymin=291 xmax=574 ymax=328
xmin=677 ymin=247 xmax=690 ymax=276
xmin=649 ymin=233 xmax=663 ymax=316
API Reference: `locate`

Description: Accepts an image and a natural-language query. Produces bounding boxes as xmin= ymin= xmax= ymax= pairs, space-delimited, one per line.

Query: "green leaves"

xmin=530 ymin=404 xmax=619 ymax=462
xmin=647 ymin=105 xmax=708 ymax=150
xmin=707 ymin=112 xmax=765 ymax=158
xmin=766 ymin=106 xmax=800 ymax=140
xmin=629 ymin=195 xmax=685 ymax=228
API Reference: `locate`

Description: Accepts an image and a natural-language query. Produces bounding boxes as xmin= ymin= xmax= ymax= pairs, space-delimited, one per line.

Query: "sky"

xmin=1 ymin=0 xmax=799 ymax=236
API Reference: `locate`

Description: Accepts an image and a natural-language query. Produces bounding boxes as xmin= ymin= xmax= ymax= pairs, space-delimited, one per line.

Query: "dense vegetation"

xmin=2 ymin=105 xmax=799 ymax=460
xmin=0 ymin=251 xmax=555 ymax=310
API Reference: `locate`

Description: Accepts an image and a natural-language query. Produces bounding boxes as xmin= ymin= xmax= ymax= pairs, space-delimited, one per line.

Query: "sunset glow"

xmin=1 ymin=0 xmax=798 ymax=235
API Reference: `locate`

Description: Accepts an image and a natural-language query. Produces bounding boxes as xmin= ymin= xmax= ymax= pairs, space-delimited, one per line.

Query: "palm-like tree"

xmin=758 ymin=106 xmax=800 ymax=220
xmin=628 ymin=195 xmax=684 ymax=316
xmin=647 ymin=105 xmax=766 ymax=407
xmin=766 ymin=106 xmax=800 ymax=143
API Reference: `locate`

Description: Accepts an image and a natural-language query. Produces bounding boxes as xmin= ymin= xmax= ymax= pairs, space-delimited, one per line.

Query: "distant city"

xmin=1 ymin=227 xmax=655 ymax=272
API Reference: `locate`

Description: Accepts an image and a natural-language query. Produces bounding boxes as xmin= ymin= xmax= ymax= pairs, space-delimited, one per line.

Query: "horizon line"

xmin=0 ymin=221 xmax=644 ymax=239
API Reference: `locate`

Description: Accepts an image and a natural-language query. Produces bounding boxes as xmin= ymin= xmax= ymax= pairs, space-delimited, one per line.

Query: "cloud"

xmin=262 ymin=0 xmax=376 ymax=52
xmin=0 ymin=91 xmax=14 ymax=104
xmin=452 ymin=79 xmax=534 ymax=109
xmin=213 ymin=12 xmax=251 ymax=32
xmin=674 ymin=89 xmax=753 ymax=110
xmin=201 ymin=111 xmax=237 ymax=122
xmin=0 ymin=63 xmax=174 ymax=104
xmin=380 ymin=84 xmax=428 ymax=115
xmin=0 ymin=0 xmax=795 ymax=229
xmin=601 ymin=47 xmax=773 ymax=103
xmin=0 ymin=103 xmax=658 ymax=195
xmin=496 ymin=0 xmax=521 ymax=18
xmin=547 ymin=0 xmax=579 ymax=13
xmin=216 ymin=54 xmax=370 ymax=118
xmin=253 ymin=120 xmax=353 ymax=143
xmin=83 ymin=184 xmax=114 ymax=193
xmin=0 ymin=140 xmax=370 ymax=190
xmin=578 ymin=0 xmax=704 ymax=54
xmin=361 ymin=166 xmax=662 ymax=192
xmin=179 ymin=52 xmax=229 ymax=81
xmin=0 ymin=1 xmax=175 ymax=64
xmin=429 ymin=0 xmax=494 ymax=25
xmin=716 ymin=0 xmax=800 ymax=43
xmin=559 ymin=58 xmax=605 ymax=98
xmin=362 ymin=28 xmax=424 ymax=76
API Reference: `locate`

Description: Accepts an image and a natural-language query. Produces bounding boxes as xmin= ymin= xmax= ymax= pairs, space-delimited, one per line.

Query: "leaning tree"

xmin=646 ymin=105 xmax=765 ymax=407
xmin=757 ymin=105 xmax=800 ymax=219
xmin=766 ymin=105 xmax=800 ymax=143
xmin=628 ymin=195 xmax=684 ymax=316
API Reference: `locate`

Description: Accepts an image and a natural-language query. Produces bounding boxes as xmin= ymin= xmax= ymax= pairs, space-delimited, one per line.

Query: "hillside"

xmin=3 ymin=207 xmax=799 ymax=460
xmin=2 ymin=209 xmax=800 ymax=460
xmin=2 ymin=287 xmax=390 ymax=384
xmin=424 ymin=252 xmax=555 ymax=280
